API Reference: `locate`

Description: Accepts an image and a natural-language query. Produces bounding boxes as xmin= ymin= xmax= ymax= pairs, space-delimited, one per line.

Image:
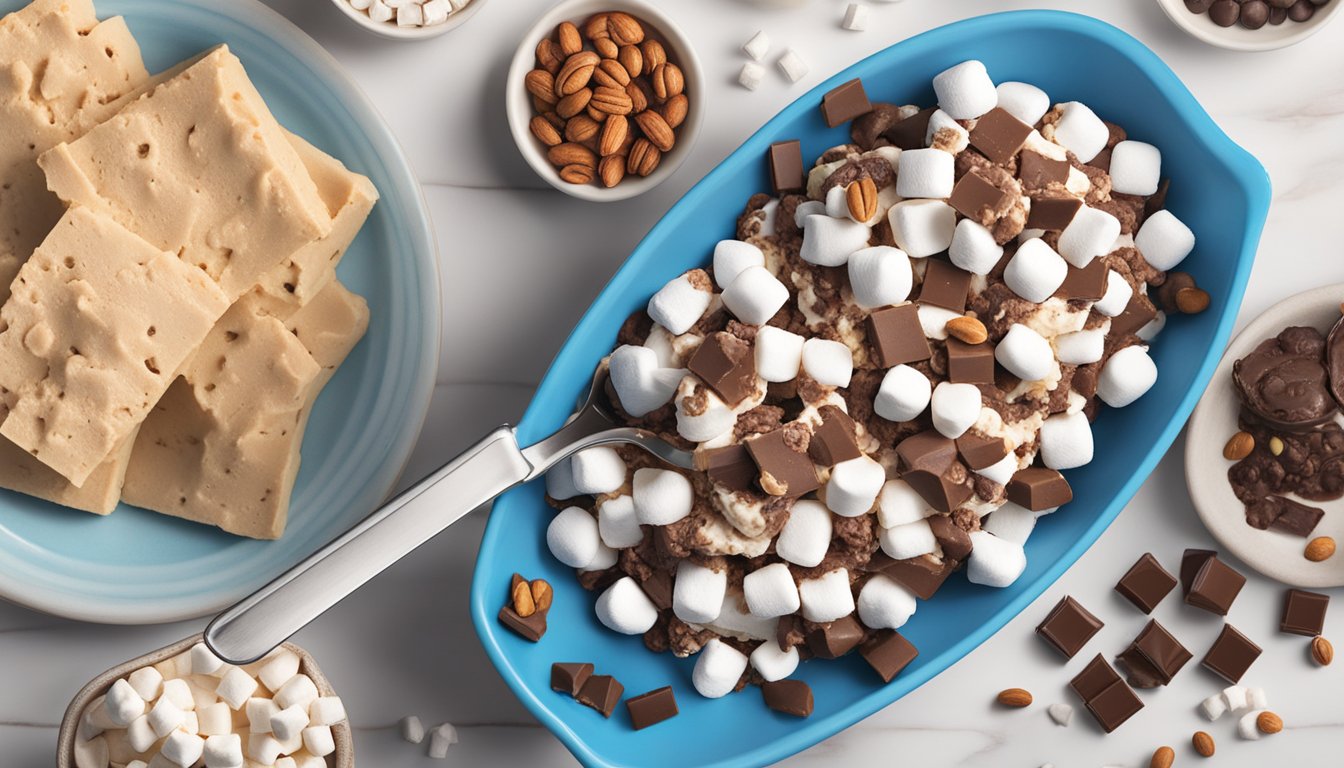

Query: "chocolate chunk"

xmin=1201 ymin=624 xmax=1262 ymax=683
xmin=1036 ymin=596 xmax=1104 ymax=659
xmin=1069 ymin=654 xmax=1122 ymax=701
xmin=641 ymin=569 xmax=674 ymax=611
xmin=1085 ymin=676 xmax=1145 ymax=733
xmin=820 ymin=78 xmax=873 ymax=128
xmin=700 ymin=444 xmax=757 ymax=492
xmin=1144 ymin=179 xmax=1170 ymax=223
xmin=551 ymin=663 xmax=594 ymax=697
xmin=860 ymin=630 xmax=919 ymax=683
xmin=626 ymin=686 xmax=678 ymax=730
xmin=761 ymin=679 xmax=814 ymax=717
xmin=919 ymin=259 xmax=973 ymax=312
xmin=1117 ymin=619 xmax=1191 ymax=688
xmin=955 ymin=432 xmax=1010 ymax=470
xmin=968 ymin=107 xmax=1032 ymax=164
xmin=851 ymin=103 xmax=906 ymax=150
xmin=1026 ymin=194 xmax=1083 ymax=231
xmin=876 ymin=553 xmax=955 ymax=599
xmin=1054 ymin=259 xmax=1108 ymax=301
xmin=1006 ymin=467 xmax=1072 ymax=511
xmin=688 ymin=332 xmax=757 ymax=405
xmin=1179 ymin=548 xmax=1217 ymax=596
xmin=807 ymin=615 xmax=866 ymax=659
xmin=948 ymin=171 xmax=1011 ymax=223
xmin=1072 ymin=365 xmax=1098 ymax=400
xmin=576 ymin=674 xmax=624 ymax=717
xmin=1268 ymin=495 xmax=1325 ymax=536
xmin=1114 ymin=552 xmax=1177 ymax=614
xmin=499 ymin=605 xmax=547 ymax=642
xmin=1109 ymin=293 xmax=1157 ymax=340
xmin=882 ymin=106 xmax=936 ymax=150
xmin=808 ymin=405 xmax=863 ymax=467
xmin=768 ymin=140 xmax=804 ymax=194
xmin=1185 ymin=556 xmax=1246 ymax=616
xmin=746 ymin=428 xmax=820 ymax=498
xmin=946 ymin=338 xmax=996 ymax=384
xmin=1280 ymin=588 xmax=1330 ymax=636
xmin=926 ymin=514 xmax=973 ymax=561
xmin=1018 ymin=151 xmax=1069 ymax=189
xmin=896 ymin=431 xmax=973 ymax=513
xmin=1233 ymin=326 xmax=1334 ymax=429
xmin=867 ymin=304 xmax=932 ymax=367
xmin=1328 ymin=315 xmax=1344 ymax=410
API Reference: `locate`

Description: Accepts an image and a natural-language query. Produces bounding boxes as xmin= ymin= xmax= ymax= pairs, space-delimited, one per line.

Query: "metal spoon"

xmin=204 ymin=366 xmax=693 ymax=664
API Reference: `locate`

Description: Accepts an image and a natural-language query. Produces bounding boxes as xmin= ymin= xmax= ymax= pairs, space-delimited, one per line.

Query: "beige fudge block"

xmin=0 ymin=206 xmax=231 ymax=485
xmin=38 ymin=45 xmax=332 ymax=300
xmin=0 ymin=430 xmax=136 ymax=515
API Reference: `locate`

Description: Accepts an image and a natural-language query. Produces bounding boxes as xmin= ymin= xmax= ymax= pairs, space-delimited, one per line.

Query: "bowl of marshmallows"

xmin=329 ymin=0 xmax=486 ymax=40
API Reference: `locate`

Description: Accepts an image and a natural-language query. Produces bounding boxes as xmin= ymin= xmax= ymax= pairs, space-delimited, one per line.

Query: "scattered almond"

xmin=529 ymin=115 xmax=562 ymax=147
xmin=1268 ymin=436 xmax=1284 ymax=456
xmin=946 ymin=315 xmax=989 ymax=345
xmin=511 ymin=579 xmax=536 ymax=617
xmin=1311 ymin=635 xmax=1333 ymax=666
xmin=1192 ymin=731 xmax=1215 ymax=758
xmin=530 ymin=579 xmax=554 ymax=612
xmin=1305 ymin=536 xmax=1336 ymax=562
xmin=845 ymin=177 xmax=878 ymax=223
xmin=1256 ymin=711 xmax=1283 ymax=735
xmin=1150 ymin=746 xmax=1175 ymax=768
xmin=1223 ymin=431 xmax=1254 ymax=460
xmin=995 ymin=688 xmax=1032 ymax=708
xmin=1175 ymin=286 xmax=1210 ymax=314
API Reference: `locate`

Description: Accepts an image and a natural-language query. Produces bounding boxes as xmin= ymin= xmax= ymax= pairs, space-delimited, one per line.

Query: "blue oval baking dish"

xmin=472 ymin=11 xmax=1270 ymax=768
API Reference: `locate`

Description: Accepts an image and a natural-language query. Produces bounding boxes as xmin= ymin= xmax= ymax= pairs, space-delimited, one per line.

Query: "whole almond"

xmin=547 ymin=142 xmax=597 ymax=169
xmin=529 ymin=115 xmax=562 ymax=147
xmin=531 ymin=95 xmax=554 ymax=114
xmin=618 ymin=45 xmax=642 ymax=79
xmin=606 ymin=11 xmax=645 ymax=46
xmin=846 ymin=177 xmax=878 ymax=223
xmin=626 ymin=80 xmax=650 ymax=113
xmin=564 ymin=114 xmax=600 ymax=144
xmin=659 ymin=93 xmax=689 ymax=129
xmin=1176 ymin=286 xmax=1211 ymax=314
xmin=510 ymin=572 xmax=526 ymax=591
xmin=634 ymin=109 xmax=675 ymax=151
xmin=1305 ymin=536 xmax=1336 ymax=562
xmin=556 ymin=51 xmax=600 ymax=96
xmin=590 ymin=85 xmax=634 ymax=117
xmin=1256 ymin=711 xmax=1283 ymax=735
xmin=946 ymin=315 xmax=989 ymax=345
xmin=556 ymin=21 xmax=582 ymax=56
xmin=599 ymin=154 xmax=625 ymax=187
xmin=641 ymin=39 xmax=667 ymax=75
xmin=585 ymin=104 xmax=607 ymax=123
xmin=628 ymin=137 xmax=661 ymax=177
xmin=650 ymin=62 xmax=685 ymax=102
xmin=1223 ymin=431 xmax=1254 ymax=460
xmin=525 ymin=68 xmax=558 ymax=104
xmin=559 ymin=163 xmax=595 ymax=185
xmin=530 ymin=579 xmax=554 ymax=612
xmin=582 ymin=12 xmax=610 ymax=39
xmin=1311 ymin=635 xmax=1333 ymax=666
xmin=599 ymin=114 xmax=628 ymax=157
xmin=593 ymin=58 xmax=631 ymax=88
xmin=511 ymin=579 xmax=536 ymax=617
xmin=1150 ymin=746 xmax=1175 ymax=768
xmin=540 ymin=111 xmax=565 ymax=130
xmin=1192 ymin=731 xmax=1214 ymax=758
xmin=556 ymin=88 xmax=592 ymax=119
xmin=594 ymin=37 xmax=618 ymax=59
xmin=995 ymin=688 xmax=1032 ymax=708
xmin=535 ymin=38 xmax=564 ymax=74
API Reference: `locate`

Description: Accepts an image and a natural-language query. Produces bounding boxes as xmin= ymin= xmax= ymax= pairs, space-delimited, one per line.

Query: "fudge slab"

xmin=0 ymin=430 xmax=137 ymax=515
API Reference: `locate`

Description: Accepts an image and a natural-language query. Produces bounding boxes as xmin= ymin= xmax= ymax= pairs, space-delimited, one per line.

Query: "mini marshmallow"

xmin=1222 ymin=685 xmax=1249 ymax=712
xmin=105 ymin=679 xmax=144 ymax=726
xmin=1050 ymin=102 xmax=1108 ymax=163
xmin=693 ymin=639 xmax=749 ymax=699
xmin=1039 ymin=411 xmax=1093 ymax=470
xmin=1092 ymin=271 xmax=1132 ymax=317
xmin=159 ymin=678 xmax=193 ymax=711
xmin=545 ymin=458 xmax=580 ymax=501
xmin=742 ymin=30 xmax=770 ymax=61
xmin=857 ymin=574 xmax=918 ymax=630
xmin=215 ymin=668 xmax=258 ymax=711
xmin=426 ymin=723 xmax=458 ymax=759
xmin=203 ymin=734 xmax=242 ymax=768
xmin=148 ymin=697 xmax=185 ymax=739
xmin=198 ymin=702 xmax=231 ymax=736
xmin=633 ymin=467 xmax=694 ymax=525
xmin=1200 ymin=692 xmax=1228 ymax=721
xmin=673 ymin=560 xmax=727 ymax=624
xmin=759 ymin=199 xmax=780 ymax=237
xmin=776 ymin=500 xmax=833 ymax=567
xmin=73 ymin=735 xmax=108 ymax=768
xmin=877 ymin=479 xmax=934 ymax=528
xmin=713 ymin=240 xmax=765 ymax=290
xmin=1004 ymin=238 xmax=1067 ymax=302
xmin=801 ymin=214 xmax=871 ymax=267
xmin=596 ymin=577 xmax=659 ymax=635
xmin=597 ymin=495 xmax=643 ymax=549
xmin=1047 ymin=702 xmax=1074 ymax=727
xmin=842 ymin=3 xmax=869 ymax=31
xmin=932 ymin=60 xmax=997 ymax=120
xmin=1137 ymin=311 xmax=1166 ymax=342
xmin=967 ymin=530 xmax=1027 ymax=587
xmin=931 ymin=381 xmax=981 ymax=439
xmin=366 ymin=0 xmax=392 ymax=23
xmin=257 ymin=649 xmax=300 ymax=693
xmin=275 ymin=674 xmax=318 ymax=712
xmin=722 ymin=265 xmax=790 ymax=325
xmin=976 ymin=452 xmax=1018 ymax=486
xmin=825 ymin=185 xmax=848 ymax=220
xmin=802 ymin=338 xmax=853 ymax=387
xmin=247 ymin=697 xmax=279 ymax=733
xmin=798 ymin=568 xmax=855 ymax=622
xmin=582 ymin=541 xmax=619 ymax=572
xmin=422 ymin=0 xmax=450 ymax=25
xmin=400 ymin=715 xmax=425 ymax=743
xmin=1248 ymin=687 xmax=1269 ymax=710
xmin=897 ymin=148 xmax=955 ymax=199
xmin=547 ymin=506 xmax=601 ymax=568
xmin=80 ymin=697 xmax=111 ymax=741
xmin=825 ymin=455 xmax=886 ymax=516
xmin=917 ymin=304 xmax=961 ymax=340
xmin=571 ymin=446 xmax=626 ymax=496
xmin=848 ymin=246 xmax=913 ymax=309
xmin=676 ymin=383 xmax=735 ymax=443
xmin=744 ymin=563 xmax=802 ymax=618
xmin=995 ymin=81 xmax=1050 ymax=127
xmin=608 ymin=345 xmax=683 ymax=417
xmin=1097 ymin=345 xmax=1157 ymax=408
xmin=180 ymin=710 xmax=199 ymax=736
xmin=755 ymin=326 xmax=805 ymax=383
xmin=1109 ymin=141 xmax=1161 ymax=196
xmin=888 ymin=199 xmax=957 ymax=257
xmin=127 ymin=715 xmax=156 ymax=754
xmin=162 ymin=731 xmax=204 ymax=768
xmin=875 ymin=364 xmax=932 ymax=423
xmin=777 ymin=48 xmax=809 ymax=83
xmin=880 ymin=518 xmax=937 ymax=560
xmin=128 ymin=667 xmax=163 ymax=702
xmin=995 ymin=324 xmax=1054 ymax=381
xmin=648 ymin=272 xmax=712 ymax=335
xmin=750 ymin=641 xmax=800 ymax=683
xmin=190 ymin=643 xmax=226 ymax=676
xmin=925 ymin=109 xmax=969 ymax=153
xmin=794 ymin=200 xmax=826 ymax=229
xmin=303 ymin=725 xmax=336 ymax=757
xmin=1056 ymin=207 xmax=1119 ymax=269
xmin=350 ymin=0 xmax=373 ymax=9
xmin=706 ymin=592 xmax=776 ymax=640
xmin=1054 ymin=328 xmax=1105 ymax=365
xmin=271 ymin=705 xmax=309 ymax=742
xmin=395 ymin=2 xmax=423 ymax=26
xmin=1237 ymin=710 xmax=1267 ymax=741
xmin=738 ymin=61 xmax=763 ymax=91
xmin=949 ymin=219 xmax=1004 ymax=275
xmin=982 ymin=502 xmax=1037 ymax=545
xmin=1134 ymin=209 xmax=1195 ymax=271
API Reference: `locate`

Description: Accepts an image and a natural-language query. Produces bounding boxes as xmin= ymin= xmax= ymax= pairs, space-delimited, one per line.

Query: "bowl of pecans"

xmin=506 ymin=0 xmax=704 ymax=201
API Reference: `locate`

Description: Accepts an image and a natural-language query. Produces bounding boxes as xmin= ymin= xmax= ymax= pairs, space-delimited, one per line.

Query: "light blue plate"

xmin=0 ymin=0 xmax=440 ymax=624
xmin=472 ymin=11 xmax=1270 ymax=768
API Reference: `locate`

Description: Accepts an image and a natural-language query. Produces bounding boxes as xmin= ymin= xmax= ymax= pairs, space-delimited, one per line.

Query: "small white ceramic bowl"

xmin=328 ymin=0 xmax=488 ymax=41
xmin=1154 ymin=0 xmax=1341 ymax=51
xmin=506 ymin=0 xmax=704 ymax=202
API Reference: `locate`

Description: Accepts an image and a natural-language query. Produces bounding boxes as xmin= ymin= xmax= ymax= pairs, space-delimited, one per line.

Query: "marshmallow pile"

xmin=345 ymin=0 xmax=470 ymax=28
xmin=74 ymin=643 xmax=345 ymax=768
xmin=1200 ymin=684 xmax=1275 ymax=740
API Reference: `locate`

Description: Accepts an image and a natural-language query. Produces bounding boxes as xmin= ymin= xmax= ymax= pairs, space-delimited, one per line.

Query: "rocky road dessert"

xmin=542 ymin=61 xmax=1201 ymax=702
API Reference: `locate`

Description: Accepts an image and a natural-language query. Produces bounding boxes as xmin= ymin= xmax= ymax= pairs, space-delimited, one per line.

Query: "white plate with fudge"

xmin=0 ymin=0 xmax=439 ymax=622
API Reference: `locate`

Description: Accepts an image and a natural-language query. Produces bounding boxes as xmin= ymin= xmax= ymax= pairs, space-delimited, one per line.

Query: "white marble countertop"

xmin=4 ymin=0 xmax=1343 ymax=765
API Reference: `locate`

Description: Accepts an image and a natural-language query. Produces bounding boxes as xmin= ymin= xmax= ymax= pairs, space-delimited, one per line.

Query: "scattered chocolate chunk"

xmin=1179 ymin=548 xmax=1217 ymax=596
xmin=641 ymin=570 xmax=674 ymax=611
xmin=851 ymin=102 xmax=906 ymax=149
xmin=1114 ymin=552 xmax=1178 ymax=614
xmin=1035 ymin=595 xmax=1104 ymax=659
xmin=1233 ymin=326 xmax=1335 ymax=429
xmin=551 ymin=663 xmax=594 ymax=697
xmin=948 ymin=171 xmax=1011 ymax=223
xmin=699 ymin=444 xmax=757 ymax=492
xmin=577 ymin=674 xmax=624 ymax=717
xmin=1070 ymin=654 xmax=1122 ymax=701
xmin=876 ymin=553 xmax=956 ymax=599
xmin=1253 ymin=495 xmax=1326 ymax=537
xmin=762 ymin=679 xmax=814 ymax=717
xmin=768 ymin=140 xmax=804 ymax=194
xmin=626 ymin=686 xmax=678 ymax=730
xmin=946 ymin=338 xmax=996 ymax=384
xmin=820 ymin=78 xmax=873 ymax=128
xmin=808 ymin=405 xmax=863 ymax=467
xmin=920 ymin=259 xmax=974 ymax=312
xmin=867 ymin=304 xmax=932 ymax=367
xmin=968 ymin=107 xmax=1032 ymax=164
xmin=499 ymin=605 xmax=547 ymax=642
xmin=1201 ymin=624 xmax=1262 ymax=683
xmin=1026 ymin=194 xmax=1082 ymax=231
xmin=1185 ymin=555 xmax=1246 ymax=616
xmin=881 ymin=106 xmax=936 ymax=150
xmin=1054 ymin=259 xmax=1108 ymax=301
xmin=688 ymin=332 xmax=757 ymax=405
xmin=860 ymin=630 xmax=919 ymax=683
xmin=956 ymin=432 xmax=1009 ymax=470
xmin=927 ymin=514 xmax=973 ymax=561
xmin=1109 ymin=293 xmax=1158 ymax=339
xmin=1006 ymin=467 xmax=1072 ymax=511
xmin=746 ymin=428 xmax=820 ymax=498
xmin=1280 ymin=589 xmax=1330 ymax=636
xmin=1116 ymin=619 xmax=1191 ymax=688
xmin=1069 ymin=655 xmax=1143 ymax=733
xmin=896 ymin=431 xmax=973 ymax=513
xmin=1018 ymin=150 xmax=1069 ymax=189
xmin=807 ymin=615 xmax=866 ymax=659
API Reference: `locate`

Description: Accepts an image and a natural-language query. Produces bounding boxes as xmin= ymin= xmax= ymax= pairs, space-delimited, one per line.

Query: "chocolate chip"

xmin=1280 ymin=588 xmax=1330 ymax=636
xmin=1201 ymin=624 xmax=1262 ymax=683
xmin=1006 ymin=467 xmax=1072 ymax=511
xmin=1209 ymin=0 xmax=1241 ymax=25
xmin=761 ymin=679 xmax=814 ymax=717
xmin=768 ymin=140 xmax=804 ymax=193
xmin=807 ymin=615 xmax=866 ymax=659
xmin=745 ymin=428 xmax=820 ymax=498
xmin=688 ymin=332 xmax=757 ymax=405
xmin=699 ymin=444 xmax=757 ymax=492
xmin=867 ymin=304 xmax=932 ymax=367
xmin=1054 ymin=259 xmax=1108 ymax=301
xmin=859 ymin=630 xmax=919 ymax=683
xmin=551 ymin=663 xmax=594 ymax=697
xmin=946 ymin=337 xmax=996 ymax=384
xmin=498 ymin=605 xmax=547 ymax=642
xmin=576 ymin=674 xmax=624 ymax=717
xmin=625 ymin=686 xmax=678 ymax=730
xmin=1185 ymin=555 xmax=1247 ymax=616
xmin=820 ymin=78 xmax=873 ymax=128
xmin=918 ymin=259 xmax=973 ymax=312
xmin=1114 ymin=552 xmax=1178 ymax=614
xmin=881 ymin=106 xmax=936 ymax=150
xmin=808 ymin=405 xmax=863 ymax=467
xmin=1036 ymin=595 xmax=1104 ymax=659
xmin=968 ymin=107 xmax=1032 ymax=164
xmin=948 ymin=171 xmax=1011 ymax=223
xmin=1026 ymin=194 xmax=1082 ymax=231
xmin=1018 ymin=150 xmax=1069 ymax=189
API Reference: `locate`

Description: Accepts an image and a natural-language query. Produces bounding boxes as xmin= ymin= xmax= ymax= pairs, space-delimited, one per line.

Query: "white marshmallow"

xmin=743 ymin=563 xmax=801 ymax=618
xmin=877 ymin=479 xmax=933 ymax=528
xmin=777 ymin=48 xmax=809 ymax=83
xmin=801 ymin=338 xmax=853 ymax=387
xmin=888 ymin=199 xmax=956 ymax=257
xmin=298 ymin=725 xmax=334 ymax=757
xmin=397 ymin=3 xmax=423 ymax=26
xmin=275 ymin=674 xmax=318 ymax=712
xmin=932 ymin=60 xmax=997 ymax=120
xmin=722 ymin=265 xmax=789 ymax=325
xmin=633 ymin=467 xmax=693 ymax=525
xmin=824 ymin=455 xmax=886 ymax=516
xmin=366 ymin=0 xmax=393 ymax=23
xmin=1039 ymin=411 xmax=1093 ymax=470
xmin=857 ymin=574 xmax=918 ymax=630
xmin=775 ymin=500 xmax=833 ymax=567
xmin=215 ymin=668 xmax=258 ymax=711
xmin=271 ymin=705 xmax=309 ymax=742
xmin=995 ymin=82 xmax=1050 ymax=127
xmin=742 ymin=30 xmax=770 ymax=61
xmin=798 ymin=568 xmax=855 ymax=623
xmin=190 ymin=643 xmax=226 ymax=676
xmin=648 ymin=272 xmax=712 ymax=335
xmin=755 ymin=326 xmax=805 ymax=383
xmin=897 ymin=148 xmax=955 ymax=199
xmin=794 ymin=200 xmax=826 ymax=229
xmin=917 ymin=304 xmax=961 ymax=340
xmin=427 ymin=723 xmax=457 ymax=759
xmin=571 ymin=446 xmax=626 ymax=495
xmin=824 ymin=185 xmax=848 ymax=220
xmin=975 ymin=452 xmax=1019 ymax=486
xmin=879 ymin=519 xmax=937 ymax=560
xmin=1054 ymin=328 xmax=1105 ymax=365
xmin=750 ymin=641 xmax=800 ymax=682
xmin=597 ymin=495 xmax=643 ymax=549
xmin=1248 ymin=687 xmax=1269 ymax=710
xmin=126 ymin=715 xmax=156 ymax=754
xmin=801 ymin=214 xmax=871 ymax=267
xmin=967 ymin=530 xmax=1027 ymax=587
xmin=73 ymin=735 xmax=108 ymax=768
xmin=159 ymin=678 xmax=193 ymax=711
xmin=949 ymin=219 xmax=1004 ymax=275
xmin=1004 ymin=238 xmax=1067 ymax=303
xmin=581 ymin=541 xmax=619 ymax=572
xmin=148 ymin=697 xmax=185 ymax=739
xmin=676 ymin=383 xmax=735 ymax=443
xmin=248 ymin=734 xmax=284 ymax=766
xmin=995 ymin=324 xmax=1055 ymax=381
xmin=1097 ymin=345 xmax=1157 ymax=407
xmin=705 ymin=592 xmax=776 ymax=640
xmin=1109 ymin=141 xmax=1161 ymax=196
xmin=925 ymin=109 xmax=969 ymax=153
xmin=609 ymin=345 xmax=683 ymax=417
xmin=739 ymin=62 xmax=764 ymax=91
xmin=1222 ymin=685 xmax=1249 ymax=712
xmin=400 ymin=715 xmax=426 ymax=744
xmin=422 ymin=0 xmax=450 ymax=25
xmin=1048 ymin=702 xmax=1074 ymax=727
xmin=931 ymin=381 xmax=981 ymax=439
xmin=1057 ymin=206 xmax=1120 ymax=268
xmin=350 ymin=0 xmax=373 ymax=9
xmin=1237 ymin=710 xmax=1267 ymax=741
xmin=257 ymin=649 xmax=300 ymax=693
xmin=982 ymin=502 xmax=1037 ymax=545
xmin=1138 ymin=311 xmax=1166 ymax=341
xmin=874 ymin=364 xmax=932 ymax=422
xmin=545 ymin=458 xmax=580 ymax=501
xmin=80 ymin=698 xmax=111 ymax=742
xmin=128 ymin=667 xmax=163 ymax=702
xmin=595 ymin=577 xmax=659 ymax=635
xmin=841 ymin=2 xmax=869 ymax=31
xmin=713 ymin=240 xmax=765 ymax=290
xmin=547 ymin=506 xmax=601 ymax=568
xmin=197 ymin=702 xmax=231 ymax=736
xmin=1092 ymin=270 xmax=1132 ymax=318
xmin=673 ymin=560 xmax=727 ymax=624
xmin=1200 ymin=692 xmax=1228 ymax=721
xmin=308 ymin=697 xmax=345 ymax=727
xmin=1051 ymin=102 xmax=1108 ymax=163
xmin=1135 ymin=209 xmax=1195 ymax=271
xmin=162 ymin=731 xmax=204 ymax=768
xmin=105 ymin=681 xmax=144 ymax=727
xmin=848 ymin=246 xmax=913 ymax=309
xmin=202 ymin=734 xmax=242 ymax=768
xmin=693 ymin=639 xmax=749 ymax=699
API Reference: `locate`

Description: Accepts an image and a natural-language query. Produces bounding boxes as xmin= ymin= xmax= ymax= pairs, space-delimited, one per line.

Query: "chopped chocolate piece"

xmin=808 ymin=405 xmax=863 ymax=467
xmin=807 ymin=615 xmax=866 ymax=659
xmin=926 ymin=514 xmax=973 ymax=561
xmin=761 ymin=679 xmax=814 ymax=717
xmin=641 ymin=570 xmax=674 ymax=611
xmin=746 ymin=428 xmax=820 ymax=498
xmin=499 ymin=605 xmax=547 ymax=642
xmin=1018 ymin=151 xmax=1069 ymax=188
xmin=956 ymin=432 xmax=1010 ymax=470
xmin=1179 ymin=548 xmax=1217 ymax=596
xmin=877 ymin=553 xmax=956 ymax=599
xmin=867 ymin=304 xmax=932 ymax=367
xmin=820 ymin=78 xmax=873 ymax=128
xmin=768 ymin=140 xmax=804 ymax=194
xmin=860 ymin=630 xmax=919 ymax=683
xmin=1085 ymin=677 xmax=1145 ymax=733
xmin=948 ymin=171 xmax=1011 ymax=223
xmin=919 ymin=259 xmax=974 ymax=312
xmin=1114 ymin=552 xmax=1177 ymax=614
xmin=968 ymin=108 xmax=1032 ymax=164
xmin=1069 ymin=654 xmax=1122 ymax=701
xmin=688 ymin=332 xmax=757 ymax=405
xmin=700 ymin=444 xmax=758 ymax=492
xmin=882 ymin=106 xmax=936 ymax=150
xmin=896 ymin=431 xmax=973 ymax=513
xmin=1036 ymin=595 xmax=1104 ymax=659
xmin=1026 ymin=194 xmax=1083 ymax=231
xmin=851 ymin=103 xmax=906 ymax=150
xmin=551 ymin=663 xmax=594 ymax=697
xmin=1201 ymin=624 xmax=1262 ymax=683
xmin=1072 ymin=365 xmax=1098 ymax=400
xmin=1055 ymin=258 xmax=1108 ymax=301
xmin=946 ymin=338 xmax=996 ymax=384
xmin=576 ymin=674 xmax=624 ymax=718
xmin=1185 ymin=556 xmax=1246 ymax=616
xmin=1109 ymin=293 xmax=1158 ymax=340
xmin=626 ymin=686 xmax=678 ymax=730
xmin=1267 ymin=495 xmax=1325 ymax=537
xmin=1006 ymin=467 xmax=1072 ymax=511
xmin=1117 ymin=619 xmax=1191 ymax=687
xmin=1280 ymin=589 xmax=1330 ymax=636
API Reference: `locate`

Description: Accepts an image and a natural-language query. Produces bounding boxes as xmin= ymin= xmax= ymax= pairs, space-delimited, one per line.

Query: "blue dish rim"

xmin=472 ymin=10 xmax=1270 ymax=768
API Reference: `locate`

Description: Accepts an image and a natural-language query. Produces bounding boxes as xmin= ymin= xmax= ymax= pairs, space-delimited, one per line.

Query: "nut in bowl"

xmin=508 ymin=0 xmax=704 ymax=201
xmin=329 ymin=0 xmax=487 ymax=40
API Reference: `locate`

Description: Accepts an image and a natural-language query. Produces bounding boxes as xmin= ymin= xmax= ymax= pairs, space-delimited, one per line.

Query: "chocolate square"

xmin=926 ymin=514 xmax=972 ymax=561
xmin=1026 ymin=194 xmax=1083 ymax=231
xmin=699 ymin=444 xmax=757 ymax=492
xmin=1114 ymin=552 xmax=1177 ymax=614
xmin=761 ymin=679 xmax=813 ymax=717
xmin=1085 ymin=679 xmax=1144 ymax=733
xmin=1201 ymin=624 xmax=1262 ymax=684
xmin=876 ymin=553 xmax=956 ymax=599
xmin=919 ymin=259 xmax=973 ymax=312
xmin=688 ymin=332 xmax=757 ymax=405
xmin=949 ymin=171 xmax=1010 ymax=222
xmin=1280 ymin=589 xmax=1330 ymax=637
xmin=1018 ymin=150 xmax=1069 ymax=189
xmin=1117 ymin=619 xmax=1191 ymax=688
xmin=968 ymin=107 xmax=1033 ymax=164
xmin=1054 ymin=259 xmax=1108 ymax=301
xmin=745 ymin=428 xmax=820 ymax=498
xmin=807 ymin=615 xmax=866 ymax=659
xmin=1185 ymin=556 xmax=1246 ymax=616
xmin=1109 ymin=293 xmax=1158 ymax=339
xmin=859 ymin=630 xmax=919 ymax=683
xmin=1180 ymin=548 xmax=1217 ymax=596
xmin=626 ymin=686 xmax=678 ymax=730
xmin=820 ymin=78 xmax=873 ymax=128
xmin=551 ymin=663 xmax=594 ymax=697
xmin=577 ymin=674 xmax=624 ymax=717
xmin=1069 ymin=654 xmax=1121 ymax=702
xmin=808 ymin=404 xmax=862 ymax=467
xmin=1036 ymin=595 xmax=1104 ymax=660
xmin=882 ymin=106 xmax=936 ymax=150
xmin=955 ymin=432 xmax=1009 ymax=470
xmin=498 ymin=605 xmax=547 ymax=642
xmin=768 ymin=140 xmax=804 ymax=193
xmin=896 ymin=431 xmax=973 ymax=513
xmin=1006 ymin=467 xmax=1072 ymax=511
xmin=867 ymin=304 xmax=931 ymax=367
xmin=946 ymin=338 xmax=996 ymax=384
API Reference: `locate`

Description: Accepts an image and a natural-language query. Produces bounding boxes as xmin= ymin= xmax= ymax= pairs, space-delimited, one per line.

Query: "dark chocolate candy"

xmin=745 ymin=428 xmax=820 ymax=498
xmin=1201 ymin=624 xmax=1262 ymax=683
xmin=1114 ymin=552 xmax=1177 ymax=614
xmin=768 ymin=141 xmax=804 ymax=194
xmin=807 ymin=615 xmax=866 ymax=659
xmin=820 ymin=78 xmax=873 ymax=128
xmin=1179 ymin=548 xmax=1217 ymax=596
xmin=876 ymin=553 xmax=956 ymax=599
xmin=881 ymin=107 xmax=936 ymax=150
xmin=1117 ymin=619 xmax=1191 ymax=688
xmin=641 ymin=570 xmax=674 ymax=611
xmin=551 ymin=663 xmax=594 ymax=697
xmin=1109 ymin=293 xmax=1158 ymax=339
xmin=948 ymin=170 xmax=1010 ymax=223
xmin=867 ymin=304 xmax=932 ymax=367
xmin=1069 ymin=654 xmax=1122 ymax=701
xmin=1026 ymin=194 xmax=1082 ymax=231
xmin=1018 ymin=150 xmax=1069 ymax=188
xmin=896 ymin=431 xmax=973 ymax=513
xmin=968 ymin=107 xmax=1032 ymax=164
xmin=955 ymin=432 xmax=1009 ymax=470
xmin=699 ymin=444 xmax=757 ymax=492
xmin=1006 ymin=467 xmax=1072 ymax=511
xmin=761 ymin=679 xmax=814 ymax=717
xmin=927 ymin=514 xmax=972 ymax=561
xmin=1185 ymin=556 xmax=1246 ymax=616
xmin=946 ymin=338 xmax=996 ymax=385
xmin=808 ymin=405 xmax=863 ymax=467
xmin=577 ymin=674 xmax=624 ymax=717
xmin=1069 ymin=655 xmax=1143 ymax=733
xmin=688 ymin=332 xmax=757 ymax=405
xmin=860 ymin=630 xmax=919 ymax=683
xmin=626 ymin=686 xmax=678 ymax=730
xmin=1280 ymin=588 xmax=1330 ymax=636
xmin=1267 ymin=495 xmax=1325 ymax=537
xmin=499 ymin=605 xmax=547 ymax=642
xmin=1036 ymin=595 xmax=1104 ymax=659
xmin=1054 ymin=258 xmax=1108 ymax=301
xmin=919 ymin=259 xmax=973 ymax=312
xmin=1233 ymin=326 xmax=1335 ymax=430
